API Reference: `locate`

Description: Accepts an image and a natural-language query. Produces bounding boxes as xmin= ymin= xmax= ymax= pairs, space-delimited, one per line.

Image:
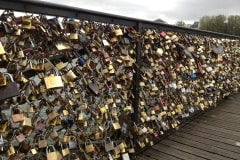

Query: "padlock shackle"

xmin=46 ymin=145 xmax=56 ymax=153
xmin=85 ymin=139 xmax=93 ymax=146
xmin=60 ymin=142 xmax=69 ymax=149
xmin=3 ymin=72 xmax=14 ymax=82
xmin=104 ymin=137 xmax=112 ymax=143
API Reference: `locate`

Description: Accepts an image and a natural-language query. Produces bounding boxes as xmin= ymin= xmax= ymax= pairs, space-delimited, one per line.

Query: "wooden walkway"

xmin=137 ymin=93 xmax=240 ymax=160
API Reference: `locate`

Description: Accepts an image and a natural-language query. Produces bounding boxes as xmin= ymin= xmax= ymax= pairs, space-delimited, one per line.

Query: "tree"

xmin=199 ymin=15 xmax=226 ymax=32
xmin=176 ymin=21 xmax=186 ymax=27
xmin=214 ymin=15 xmax=227 ymax=33
xmin=227 ymin=15 xmax=240 ymax=35
xmin=199 ymin=16 xmax=212 ymax=30
xmin=199 ymin=14 xmax=240 ymax=36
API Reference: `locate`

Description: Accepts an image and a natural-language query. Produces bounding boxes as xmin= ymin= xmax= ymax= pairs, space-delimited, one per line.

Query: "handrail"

xmin=0 ymin=1 xmax=240 ymax=158
xmin=0 ymin=0 xmax=240 ymax=39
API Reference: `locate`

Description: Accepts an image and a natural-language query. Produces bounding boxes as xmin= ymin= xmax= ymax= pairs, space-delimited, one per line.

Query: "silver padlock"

xmin=0 ymin=134 xmax=4 ymax=151
xmin=105 ymin=137 xmax=114 ymax=152
xmin=68 ymin=136 xmax=77 ymax=149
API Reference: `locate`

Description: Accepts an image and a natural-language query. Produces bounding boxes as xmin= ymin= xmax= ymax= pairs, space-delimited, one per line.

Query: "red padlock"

xmin=159 ymin=99 xmax=164 ymax=105
xmin=160 ymin=31 xmax=166 ymax=38
xmin=153 ymin=132 xmax=158 ymax=138
xmin=95 ymin=50 xmax=102 ymax=56
xmin=15 ymin=131 xmax=25 ymax=143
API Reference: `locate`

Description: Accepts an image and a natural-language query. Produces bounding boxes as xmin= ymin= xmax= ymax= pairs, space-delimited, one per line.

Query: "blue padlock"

xmin=67 ymin=117 xmax=75 ymax=128
xmin=190 ymin=72 xmax=196 ymax=79
xmin=78 ymin=57 xmax=86 ymax=66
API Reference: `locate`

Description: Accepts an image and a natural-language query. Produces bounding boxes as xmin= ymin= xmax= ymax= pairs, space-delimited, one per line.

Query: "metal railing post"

xmin=131 ymin=22 xmax=143 ymax=123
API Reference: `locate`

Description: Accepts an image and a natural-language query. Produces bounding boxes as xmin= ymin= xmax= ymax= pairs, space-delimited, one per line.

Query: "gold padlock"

xmin=22 ymin=117 xmax=32 ymax=128
xmin=112 ymin=122 xmax=121 ymax=130
xmin=0 ymin=73 xmax=7 ymax=87
xmin=47 ymin=111 xmax=58 ymax=121
xmin=27 ymin=103 xmax=35 ymax=113
xmin=62 ymin=135 xmax=70 ymax=143
xmin=0 ymin=42 xmax=6 ymax=54
xmin=0 ymin=54 xmax=7 ymax=61
xmin=77 ymin=112 xmax=83 ymax=121
xmin=44 ymin=69 xmax=64 ymax=89
xmin=69 ymin=33 xmax=78 ymax=40
xmin=50 ymin=129 xmax=58 ymax=140
xmin=31 ymin=148 xmax=38 ymax=155
xmin=7 ymin=144 xmax=15 ymax=156
xmin=114 ymin=28 xmax=123 ymax=36
xmin=19 ymin=57 xmax=28 ymax=67
xmin=17 ymin=48 xmax=24 ymax=58
xmin=22 ymin=16 xmax=32 ymax=29
xmin=85 ymin=140 xmax=95 ymax=153
xmin=38 ymin=135 xmax=48 ymax=148
xmin=0 ymin=122 xmax=9 ymax=133
xmin=61 ymin=143 xmax=70 ymax=156
xmin=55 ymin=61 xmax=66 ymax=70
xmin=43 ymin=58 xmax=55 ymax=71
xmin=62 ymin=70 xmax=77 ymax=83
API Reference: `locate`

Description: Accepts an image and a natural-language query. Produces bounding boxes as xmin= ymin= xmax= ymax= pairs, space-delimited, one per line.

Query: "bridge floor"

xmin=137 ymin=93 xmax=240 ymax=160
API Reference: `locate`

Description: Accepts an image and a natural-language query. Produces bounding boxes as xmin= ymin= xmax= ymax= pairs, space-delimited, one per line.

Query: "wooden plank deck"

xmin=137 ymin=93 xmax=240 ymax=160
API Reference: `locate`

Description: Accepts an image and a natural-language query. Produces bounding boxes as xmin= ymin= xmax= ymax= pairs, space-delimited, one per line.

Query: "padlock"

xmin=68 ymin=136 xmax=77 ymax=149
xmin=0 ymin=110 xmax=8 ymax=124
xmin=21 ymin=16 xmax=32 ymax=29
xmin=62 ymin=131 xmax=71 ymax=143
xmin=27 ymin=103 xmax=35 ymax=113
xmin=105 ymin=137 xmax=114 ymax=152
xmin=122 ymin=153 xmax=130 ymax=160
xmin=61 ymin=142 xmax=70 ymax=156
xmin=18 ymin=57 xmax=28 ymax=67
xmin=35 ymin=119 xmax=47 ymax=134
xmin=55 ymin=60 xmax=67 ymax=70
xmin=85 ymin=139 xmax=95 ymax=153
xmin=112 ymin=122 xmax=121 ymax=130
xmin=0 ymin=73 xmax=20 ymax=101
xmin=62 ymin=70 xmax=77 ymax=83
xmin=88 ymin=82 xmax=99 ymax=95
xmin=43 ymin=58 xmax=55 ymax=71
xmin=17 ymin=48 xmax=25 ymax=58
xmin=19 ymin=138 xmax=31 ymax=154
xmin=103 ymin=51 xmax=110 ymax=62
xmin=55 ymin=42 xmax=71 ymax=50
xmin=46 ymin=145 xmax=62 ymax=160
xmin=0 ymin=42 xmax=6 ymax=55
xmin=78 ymin=57 xmax=86 ymax=66
xmin=44 ymin=69 xmax=64 ymax=89
xmin=0 ymin=73 xmax=6 ymax=86
xmin=0 ymin=134 xmax=3 ymax=151
xmin=38 ymin=134 xmax=48 ymax=148
xmin=36 ymin=59 xmax=45 ymax=71
xmin=50 ymin=129 xmax=59 ymax=140
xmin=7 ymin=144 xmax=15 ymax=156
xmin=102 ymin=39 xmax=110 ymax=46
xmin=15 ymin=130 xmax=25 ymax=143
xmin=70 ymin=153 xmax=80 ymax=160
xmin=69 ymin=33 xmax=78 ymax=40
xmin=31 ymin=147 xmax=38 ymax=155
xmin=47 ymin=111 xmax=58 ymax=121
xmin=11 ymin=107 xmax=24 ymax=123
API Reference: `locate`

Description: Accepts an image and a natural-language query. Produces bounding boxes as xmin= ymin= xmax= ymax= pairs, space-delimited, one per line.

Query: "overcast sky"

xmin=24 ymin=0 xmax=240 ymax=24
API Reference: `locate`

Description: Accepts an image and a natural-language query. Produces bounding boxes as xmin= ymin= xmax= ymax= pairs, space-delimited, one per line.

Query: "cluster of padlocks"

xmin=0 ymin=10 xmax=239 ymax=160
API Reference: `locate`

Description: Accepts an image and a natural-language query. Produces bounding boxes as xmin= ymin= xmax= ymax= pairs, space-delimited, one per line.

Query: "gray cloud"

xmin=165 ymin=0 xmax=240 ymax=22
xmin=39 ymin=0 xmax=240 ymax=24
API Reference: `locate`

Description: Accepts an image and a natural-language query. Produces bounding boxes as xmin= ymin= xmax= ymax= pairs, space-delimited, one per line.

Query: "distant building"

xmin=191 ymin=21 xmax=200 ymax=28
xmin=154 ymin=19 xmax=168 ymax=24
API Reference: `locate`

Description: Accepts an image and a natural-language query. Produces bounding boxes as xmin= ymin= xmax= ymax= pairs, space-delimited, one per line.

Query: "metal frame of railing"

xmin=0 ymin=0 xmax=240 ymax=124
xmin=1 ymin=0 xmax=239 ymax=38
